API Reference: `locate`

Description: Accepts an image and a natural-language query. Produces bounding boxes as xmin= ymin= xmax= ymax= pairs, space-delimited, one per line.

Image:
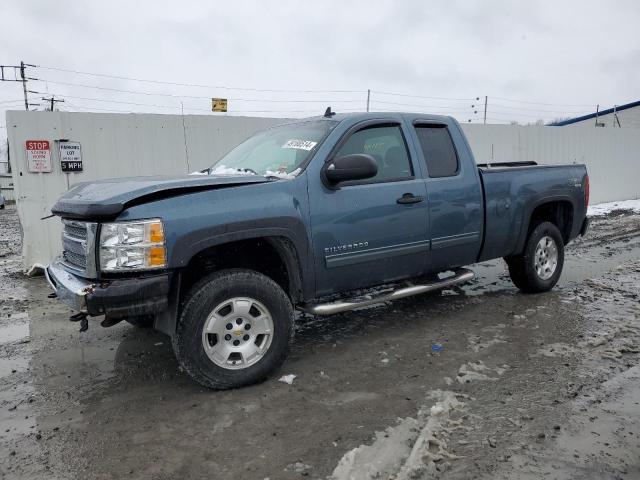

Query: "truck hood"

xmin=52 ymin=174 xmax=269 ymax=219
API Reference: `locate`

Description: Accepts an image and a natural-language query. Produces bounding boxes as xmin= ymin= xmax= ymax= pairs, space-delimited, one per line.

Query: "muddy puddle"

xmin=1 ymin=207 xmax=639 ymax=479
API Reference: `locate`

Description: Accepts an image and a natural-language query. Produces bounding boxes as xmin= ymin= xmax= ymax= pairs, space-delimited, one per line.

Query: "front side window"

xmin=209 ymin=120 xmax=337 ymax=178
xmin=414 ymin=125 xmax=459 ymax=178
xmin=334 ymin=125 xmax=413 ymax=182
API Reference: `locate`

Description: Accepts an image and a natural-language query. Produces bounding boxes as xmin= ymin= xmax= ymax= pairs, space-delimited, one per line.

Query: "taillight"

xmin=584 ymin=174 xmax=590 ymax=207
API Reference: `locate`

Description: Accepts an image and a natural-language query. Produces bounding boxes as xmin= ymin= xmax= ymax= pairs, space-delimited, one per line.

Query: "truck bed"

xmin=477 ymin=163 xmax=588 ymax=262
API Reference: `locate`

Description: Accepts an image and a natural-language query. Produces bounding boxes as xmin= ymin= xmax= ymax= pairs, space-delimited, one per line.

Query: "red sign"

xmin=25 ymin=140 xmax=52 ymax=173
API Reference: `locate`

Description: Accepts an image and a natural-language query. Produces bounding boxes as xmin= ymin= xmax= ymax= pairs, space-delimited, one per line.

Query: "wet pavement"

xmin=1 ymin=205 xmax=639 ymax=479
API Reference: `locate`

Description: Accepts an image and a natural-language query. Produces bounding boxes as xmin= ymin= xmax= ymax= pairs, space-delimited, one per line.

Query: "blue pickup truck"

xmin=46 ymin=111 xmax=589 ymax=389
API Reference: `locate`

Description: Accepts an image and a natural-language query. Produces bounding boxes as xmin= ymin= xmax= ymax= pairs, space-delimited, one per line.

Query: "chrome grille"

xmin=64 ymin=223 xmax=87 ymax=240
xmin=63 ymin=250 xmax=87 ymax=269
xmin=61 ymin=220 xmax=97 ymax=276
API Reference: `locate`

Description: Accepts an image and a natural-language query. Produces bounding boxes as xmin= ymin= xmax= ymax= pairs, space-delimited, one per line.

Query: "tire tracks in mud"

xmin=328 ymin=260 xmax=640 ymax=479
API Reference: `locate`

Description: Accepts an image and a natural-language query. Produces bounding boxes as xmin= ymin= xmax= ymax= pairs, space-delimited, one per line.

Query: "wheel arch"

xmin=156 ymin=233 xmax=307 ymax=338
xmin=178 ymin=231 xmax=306 ymax=304
xmin=515 ymin=196 xmax=576 ymax=254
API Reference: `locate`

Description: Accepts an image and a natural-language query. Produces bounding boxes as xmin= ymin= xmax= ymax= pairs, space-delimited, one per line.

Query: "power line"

xmin=9 ymin=62 xmax=600 ymax=122
xmin=36 ymin=78 xmax=367 ymax=104
xmin=489 ymin=95 xmax=594 ymax=108
xmin=230 ymin=108 xmax=363 ymax=114
xmin=0 ymin=98 xmax=24 ymax=104
xmin=372 ymin=99 xmax=477 ymax=112
xmin=62 ymin=98 xmax=360 ymax=115
xmin=487 ymin=102 xmax=592 ymax=114
xmin=33 ymin=63 xmax=605 ymax=111
xmin=480 ymin=110 xmax=566 ymax=120
xmin=35 ymin=78 xmax=246 ymax=99
xmin=57 ymin=93 xmax=364 ymax=113
xmin=36 ymin=65 xmax=364 ymax=94
xmin=63 ymin=101 xmax=135 ymax=113
xmin=58 ymin=94 xmax=191 ymax=110
xmin=371 ymin=90 xmax=475 ymax=102
xmin=369 ymin=106 xmax=479 ymax=116
xmin=478 ymin=102 xmax=591 ymax=116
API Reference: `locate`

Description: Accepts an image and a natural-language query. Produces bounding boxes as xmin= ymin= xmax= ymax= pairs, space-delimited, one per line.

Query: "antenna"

xmin=324 ymin=106 xmax=336 ymax=118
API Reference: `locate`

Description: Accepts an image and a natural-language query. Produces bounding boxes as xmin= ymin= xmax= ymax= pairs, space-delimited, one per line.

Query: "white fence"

xmin=5 ymin=111 xmax=640 ymax=271
xmin=6 ymin=111 xmax=288 ymax=271
xmin=460 ymin=124 xmax=640 ymax=205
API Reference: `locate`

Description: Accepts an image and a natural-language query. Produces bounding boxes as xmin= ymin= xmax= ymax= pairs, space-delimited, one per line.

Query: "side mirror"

xmin=324 ymin=154 xmax=378 ymax=185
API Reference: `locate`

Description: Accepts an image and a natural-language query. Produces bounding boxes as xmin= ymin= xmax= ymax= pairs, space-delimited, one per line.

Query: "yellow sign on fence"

xmin=211 ymin=98 xmax=228 ymax=112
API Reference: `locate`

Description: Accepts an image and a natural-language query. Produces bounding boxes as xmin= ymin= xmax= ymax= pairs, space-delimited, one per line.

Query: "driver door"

xmin=309 ymin=122 xmax=429 ymax=296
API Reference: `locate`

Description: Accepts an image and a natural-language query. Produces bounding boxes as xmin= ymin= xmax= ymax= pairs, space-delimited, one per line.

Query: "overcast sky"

xmin=1 ymin=0 xmax=639 ymax=129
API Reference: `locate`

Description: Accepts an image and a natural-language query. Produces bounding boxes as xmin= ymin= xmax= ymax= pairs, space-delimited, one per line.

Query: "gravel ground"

xmin=0 ymin=206 xmax=639 ymax=480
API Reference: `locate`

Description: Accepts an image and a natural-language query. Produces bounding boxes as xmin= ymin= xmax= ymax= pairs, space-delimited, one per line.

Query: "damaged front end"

xmin=46 ymin=217 xmax=172 ymax=332
xmin=45 ymin=258 xmax=171 ymax=331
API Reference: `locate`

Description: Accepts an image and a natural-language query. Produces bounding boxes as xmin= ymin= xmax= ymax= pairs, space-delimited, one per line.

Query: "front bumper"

xmin=45 ymin=260 xmax=95 ymax=312
xmin=45 ymin=258 xmax=170 ymax=318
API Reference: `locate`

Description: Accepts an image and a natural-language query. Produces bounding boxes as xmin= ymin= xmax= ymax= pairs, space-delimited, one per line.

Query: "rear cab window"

xmin=414 ymin=125 xmax=459 ymax=178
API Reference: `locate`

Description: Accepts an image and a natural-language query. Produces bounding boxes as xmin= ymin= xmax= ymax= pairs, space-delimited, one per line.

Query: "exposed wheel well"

xmin=180 ymin=237 xmax=303 ymax=305
xmin=527 ymin=201 xmax=574 ymax=244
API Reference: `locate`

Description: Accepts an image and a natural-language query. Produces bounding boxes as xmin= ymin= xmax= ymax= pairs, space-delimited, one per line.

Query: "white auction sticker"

xmin=282 ymin=140 xmax=317 ymax=151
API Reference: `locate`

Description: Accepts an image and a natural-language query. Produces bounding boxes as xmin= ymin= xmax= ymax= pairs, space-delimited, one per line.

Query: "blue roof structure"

xmin=549 ymin=99 xmax=640 ymax=126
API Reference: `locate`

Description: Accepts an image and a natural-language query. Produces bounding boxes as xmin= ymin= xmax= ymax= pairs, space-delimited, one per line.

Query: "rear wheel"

xmin=172 ymin=269 xmax=294 ymax=389
xmin=506 ymin=221 xmax=564 ymax=293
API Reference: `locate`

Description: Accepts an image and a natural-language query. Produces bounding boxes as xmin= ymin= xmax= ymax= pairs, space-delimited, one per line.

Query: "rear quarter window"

xmin=414 ymin=126 xmax=459 ymax=178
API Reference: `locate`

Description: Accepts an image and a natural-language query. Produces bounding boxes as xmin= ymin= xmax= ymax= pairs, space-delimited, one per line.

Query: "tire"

xmin=506 ymin=221 xmax=564 ymax=293
xmin=0 ymin=204 xmax=4 ymax=210
xmin=172 ymin=269 xmax=294 ymax=390
xmin=125 ymin=315 xmax=154 ymax=328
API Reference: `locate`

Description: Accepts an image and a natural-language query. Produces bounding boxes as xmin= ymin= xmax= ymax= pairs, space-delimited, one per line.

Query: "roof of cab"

xmin=294 ymin=111 xmax=455 ymax=123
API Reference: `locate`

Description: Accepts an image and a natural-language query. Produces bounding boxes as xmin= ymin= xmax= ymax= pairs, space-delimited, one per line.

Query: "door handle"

xmin=397 ymin=193 xmax=425 ymax=204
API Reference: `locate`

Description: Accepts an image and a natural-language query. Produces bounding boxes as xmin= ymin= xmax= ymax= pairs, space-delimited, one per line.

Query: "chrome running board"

xmin=298 ymin=268 xmax=474 ymax=316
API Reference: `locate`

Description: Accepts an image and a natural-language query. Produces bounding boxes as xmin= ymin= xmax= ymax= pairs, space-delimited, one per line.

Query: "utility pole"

xmin=0 ymin=61 xmax=39 ymax=110
xmin=20 ymin=61 xmax=28 ymax=110
xmin=42 ymin=95 xmax=64 ymax=111
xmin=181 ymin=101 xmax=191 ymax=173
xmin=483 ymin=96 xmax=488 ymax=125
xmin=366 ymin=89 xmax=370 ymax=112
xmin=612 ymin=105 xmax=621 ymax=128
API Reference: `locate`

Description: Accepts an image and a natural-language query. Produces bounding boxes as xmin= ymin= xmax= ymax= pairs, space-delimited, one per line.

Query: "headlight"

xmin=99 ymin=219 xmax=166 ymax=272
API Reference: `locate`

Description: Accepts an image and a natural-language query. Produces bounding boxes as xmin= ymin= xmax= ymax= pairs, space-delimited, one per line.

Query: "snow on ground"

xmin=455 ymin=360 xmax=508 ymax=384
xmin=278 ymin=374 xmax=297 ymax=384
xmin=331 ymin=390 xmax=469 ymax=480
xmin=588 ymin=198 xmax=640 ymax=216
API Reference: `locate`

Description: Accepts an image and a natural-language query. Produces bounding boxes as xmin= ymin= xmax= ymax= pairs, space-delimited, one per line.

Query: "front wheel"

xmin=172 ymin=269 xmax=294 ymax=389
xmin=506 ymin=221 xmax=564 ymax=293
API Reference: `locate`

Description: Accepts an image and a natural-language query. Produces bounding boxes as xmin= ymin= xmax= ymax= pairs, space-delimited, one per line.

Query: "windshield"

xmin=208 ymin=120 xmax=337 ymax=178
